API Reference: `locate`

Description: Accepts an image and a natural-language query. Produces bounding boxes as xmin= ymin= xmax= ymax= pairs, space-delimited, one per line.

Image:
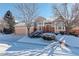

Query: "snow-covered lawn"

xmin=56 ymin=34 xmax=79 ymax=47
xmin=56 ymin=34 xmax=79 ymax=55
xmin=18 ymin=36 xmax=54 ymax=46
xmin=0 ymin=33 xmax=79 ymax=56
xmin=1 ymin=41 xmax=75 ymax=56
xmin=0 ymin=34 xmax=47 ymax=51
xmin=0 ymin=34 xmax=24 ymax=42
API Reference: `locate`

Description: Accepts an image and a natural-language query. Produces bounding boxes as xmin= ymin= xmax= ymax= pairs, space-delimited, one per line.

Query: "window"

xmin=62 ymin=26 xmax=63 ymax=29
xmin=58 ymin=26 xmax=62 ymax=29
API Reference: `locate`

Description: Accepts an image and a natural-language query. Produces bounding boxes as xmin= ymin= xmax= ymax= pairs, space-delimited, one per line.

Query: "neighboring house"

xmin=52 ymin=16 xmax=67 ymax=33
xmin=0 ymin=18 xmax=7 ymax=32
xmin=71 ymin=26 xmax=79 ymax=35
xmin=66 ymin=18 xmax=78 ymax=33
xmin=69 ymin=16 xmax=79 ymax=35
xmin=0 ymin=20 xmax=4 ymax=32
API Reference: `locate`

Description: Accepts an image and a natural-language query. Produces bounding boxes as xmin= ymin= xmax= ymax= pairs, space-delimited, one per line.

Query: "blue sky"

xmin=38 ymin=4 xmax=52 ymax=18
xmin=0 ymin=3 xmax=73 ymax=22
xmin=0 ymin=3 xmax=52 ymax=20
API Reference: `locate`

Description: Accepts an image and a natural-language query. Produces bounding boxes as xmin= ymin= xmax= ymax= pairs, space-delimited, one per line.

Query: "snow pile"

xmin=64 ymin=35 xmax=79 ymax=47
xmin=56 ymin=35 xmax=79 ymax=55
xmin=0 ymin=43 xmax=11 ymax=55
xmin=57 ymin=35 xmax=79 ymax=47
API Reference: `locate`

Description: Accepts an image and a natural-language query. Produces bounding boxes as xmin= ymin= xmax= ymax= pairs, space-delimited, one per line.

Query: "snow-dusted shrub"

xmin=60 ymin=31 xmax=65 ymax=35
xmin=54 ymin=32 xmax=60 ymax=35
xmin=3 ymin=28 xmax=12 ymax=34
xmin=42 ymin=33 xmax=56 ymax=41
xmin=29 ymin=30 xmax=44 ymax=38
xmin=69 ymin=32 xmax=78 ymax=37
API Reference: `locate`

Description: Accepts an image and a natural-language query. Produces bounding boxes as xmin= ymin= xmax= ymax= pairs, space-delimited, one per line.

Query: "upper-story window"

xmin=58 ymin=26 xmax=62 ymax=29
xmin=57 ymin=22 xmax=65 ymax=30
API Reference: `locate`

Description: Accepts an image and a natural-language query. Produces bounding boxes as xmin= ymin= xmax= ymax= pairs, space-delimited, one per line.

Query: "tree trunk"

xmin=27 ymin=27 xmax=30 ymax=36
xmin=66 ymin=26 xmax=71 ymax=34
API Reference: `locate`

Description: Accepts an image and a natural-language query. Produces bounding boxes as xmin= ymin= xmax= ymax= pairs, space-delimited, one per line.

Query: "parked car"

xmin=54 ymin=32 xmax=60 ymax=35
xmin=29 ymin=30 xmax=45 ymax=38
xmin=41 ymin=33 xmax=56 ymax=41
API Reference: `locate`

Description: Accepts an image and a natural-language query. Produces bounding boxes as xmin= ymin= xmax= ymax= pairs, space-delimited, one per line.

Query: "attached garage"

xmin=15 ymin=23 xmax=27 ymax=35
xmin=15 ymin=23 xmax=34 ymax=35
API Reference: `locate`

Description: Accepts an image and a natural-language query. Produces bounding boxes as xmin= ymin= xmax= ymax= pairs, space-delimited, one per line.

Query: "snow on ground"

xmin=18 ymin=36 xmax=54 ymax=46
xmin=1 ymin=41 xmax=75 ymax=56
xmin=0 ymin=33 xmax=79 ymax=56
xmin=0 ymin=34 xmax=24 ymax=42
xmin=7 ymin=42 xmax=45 ymax=51
xmin=56 ymin=35 xmax=79 ymax=47
xmin=0 ymin=34 xmax=46 ymax=51
xmin=56 ymin=34 xmax=79 ymax=55
xmin=0 ymin=43 xmax=11 ymax=53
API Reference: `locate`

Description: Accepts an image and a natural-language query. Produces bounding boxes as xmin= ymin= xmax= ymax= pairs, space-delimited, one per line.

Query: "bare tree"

xmin=52 ymin=3 xmax=79 ymax=33
xmin=15 ymin=3 xmax=38 ymax=36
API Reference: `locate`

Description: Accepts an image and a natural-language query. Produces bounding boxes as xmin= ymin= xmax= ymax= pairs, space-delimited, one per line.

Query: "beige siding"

xmin=15 ymin=26 xmax=34 ymax=35
xmin=15 ymin=26 xmax=26 ymax=35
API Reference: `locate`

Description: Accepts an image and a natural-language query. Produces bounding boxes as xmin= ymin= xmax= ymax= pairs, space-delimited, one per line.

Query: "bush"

xmin=74 ymin=34 xmax=78 ymax=37
xmin=3 ymin=28 xmax=13 ymax=34
xmin=60 ymin=31 xmax=65 ymax=35
xmin=29 ymin=30 xmax=44 ymax=38
xmin=42 ymin=33 xmax=56 ymax=41
xmin=69 ymin=31 xmax=78 ymax=37
xmin=54 ymin=32 xmax=60 ymax=35
xmin=69 ymin=32 xmax=74 ymax=35
xmin=0 ymin=30 xmax=2 ymax=33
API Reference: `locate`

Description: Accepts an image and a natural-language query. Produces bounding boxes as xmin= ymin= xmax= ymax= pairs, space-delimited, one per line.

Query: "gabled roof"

xmin=34 ymin=16 xmax=46 ymax=22
xmin=72 ymin=26 xmax=79 ymax=30
xmin=52 ymin=16 xmax=68 ymax=23
xmin=54 ymin=16 xmax=65 ymax=22
xmin=15 ymin=22 xmax=25 ymax=27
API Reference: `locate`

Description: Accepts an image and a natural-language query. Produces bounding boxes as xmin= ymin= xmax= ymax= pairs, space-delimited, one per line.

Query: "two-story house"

xmin=33 ymin=16 xmax=67 ymax=33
